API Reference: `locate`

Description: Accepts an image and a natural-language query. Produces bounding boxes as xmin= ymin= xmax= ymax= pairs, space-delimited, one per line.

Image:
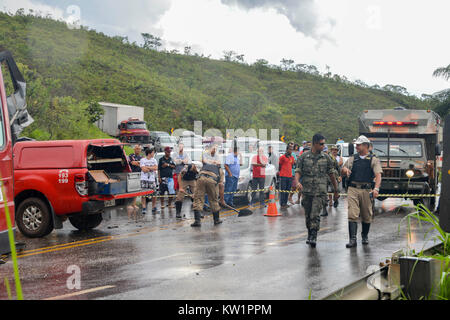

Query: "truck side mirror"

xmin=348 ymin=144 xmax=354 ymax=155
xmin=435 ymin=144 xmax=442 ymax=156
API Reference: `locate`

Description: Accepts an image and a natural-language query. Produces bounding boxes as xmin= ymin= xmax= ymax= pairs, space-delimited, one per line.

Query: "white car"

xmin=258 ymin=140 xmax=287 ymax=155
xmin=222 ymin=153 xmax=278 ymax=204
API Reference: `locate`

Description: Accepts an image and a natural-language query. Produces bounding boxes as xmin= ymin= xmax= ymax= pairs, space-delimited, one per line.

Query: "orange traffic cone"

xmin=265 ymin=186 xmax=282 ymax=217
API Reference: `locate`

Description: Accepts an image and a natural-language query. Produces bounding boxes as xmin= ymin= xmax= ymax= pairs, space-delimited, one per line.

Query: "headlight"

xmin=405 ymin=170 xmax=414 ymax=178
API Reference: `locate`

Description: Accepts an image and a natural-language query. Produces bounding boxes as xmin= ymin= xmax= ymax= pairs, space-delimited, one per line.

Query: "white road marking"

xmin=134 ymin=253 xmax=189 ymax=265
xmin=43 ymin=285 xmax=115 ymax=300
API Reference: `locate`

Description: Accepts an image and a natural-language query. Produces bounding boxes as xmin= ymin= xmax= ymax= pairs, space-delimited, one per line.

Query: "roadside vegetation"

xmin=399 ymin=204 xmax=449 ymax=300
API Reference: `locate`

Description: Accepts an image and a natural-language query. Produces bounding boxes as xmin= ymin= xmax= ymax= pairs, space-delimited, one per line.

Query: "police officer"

xmin=341 ymin=135 xmax=382 ymax=248
xmin=176 ymin=163 xmax=198 ymax=219
xmin=295 ymin=134 xmax=340 ymax=248
xmin=191 ymin=145 xmax=223 ymax=227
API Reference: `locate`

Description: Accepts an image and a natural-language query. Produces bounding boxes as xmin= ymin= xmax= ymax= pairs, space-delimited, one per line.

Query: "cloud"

xmin=10 ymin=0 xmax=173 ymax=43
xmin=0 ymin=0 xmax=64 ymax=19
xmin=221 ymin=0 xmax=336 ymax=41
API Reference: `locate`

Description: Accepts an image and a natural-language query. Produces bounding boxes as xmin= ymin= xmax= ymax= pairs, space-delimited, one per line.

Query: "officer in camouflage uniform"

xmin=191 ymin=145 xmax=223 ymax=227
xmin=295 ymin=134 xmax=340 ymax=248
xmin=322 ymin=145 xmax=342 ymax=216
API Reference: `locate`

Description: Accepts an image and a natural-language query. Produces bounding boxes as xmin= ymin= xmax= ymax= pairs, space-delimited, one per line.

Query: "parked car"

xmin=13 ymin=139 xmax=151 ymax=237
xmin=222 ymin=153 xmax=277 ymax=204
xmin=154 ymin=135 xmax=177 ymax=152
xmin=157 ymin=149 xmax=204 ymax=172
xmin=177 ymin=134 xmax=203 ymax=149
xmin=258 ymin=140 xmax=287 ymax=155
xmin=150 ymin=131 xmax=170 ymax=145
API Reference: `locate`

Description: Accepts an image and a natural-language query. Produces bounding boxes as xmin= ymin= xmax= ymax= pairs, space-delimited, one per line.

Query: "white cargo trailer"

xmin=96 ymin=102 xmax=145 ymax=137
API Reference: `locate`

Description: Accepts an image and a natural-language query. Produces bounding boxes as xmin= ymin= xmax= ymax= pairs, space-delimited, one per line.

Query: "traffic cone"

xmin=265 ymin=186 xmax=282 ymax=217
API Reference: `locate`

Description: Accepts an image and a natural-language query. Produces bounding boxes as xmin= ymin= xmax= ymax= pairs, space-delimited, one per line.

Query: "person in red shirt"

xmin=250 ymin=147 xmax=269 ymax=208
xmin=279 ymin=144 xmax=295 ymax=208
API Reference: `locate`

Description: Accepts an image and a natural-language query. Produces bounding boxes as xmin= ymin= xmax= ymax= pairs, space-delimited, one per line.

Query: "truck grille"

xmin=130 ymin=136 xmax=150 ymax=143
xmin=382 ymin=168 xmax=405 ymax=178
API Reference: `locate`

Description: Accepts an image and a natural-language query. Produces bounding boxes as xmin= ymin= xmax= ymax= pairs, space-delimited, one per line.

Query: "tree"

xmin=433 ymin=64 xmax=450 ymax=81
xmin=235 ymin=54 xmax=245 ymax=63
xmin=307 ymin=65 xmax=319 ymax=76
xmin=280 ymin=58 xmax=295 ymax=71
xmin=184 ymin=46 xmax=191 ymax=55
xmin=223 ymin=50 xmax=236 ymax=62
xmin=141 ymin=33 xmax=162 ymax=50
xmin=85 ymin=101 xmax=104 ymax=123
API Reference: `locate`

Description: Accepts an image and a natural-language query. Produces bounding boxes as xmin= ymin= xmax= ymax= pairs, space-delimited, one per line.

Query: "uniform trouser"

xmin=194 ymin=176 xmax=220 ymax=212
xmin=302 ymin=194 xmax=327 ymax=231
xmin=347 ymin=187 xmax=373 ymax=223
xmin=176 ymin=179 xmax=196 ymax=202
xmin=251 ymin=177 xmax=265 ymax=205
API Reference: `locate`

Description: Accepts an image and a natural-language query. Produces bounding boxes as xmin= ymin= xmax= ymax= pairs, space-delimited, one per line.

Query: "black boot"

xmin=333 ymin=199 xmax=339 ymax=208
xmin=213 ymin=211 xmax=222 ymax=225
xmin=175 ymin=201 xmax=183 ymax=219
xmin=309 ymin=229 xmax=317 ymax=248
xmin=361 ymin=222 xmax=370 ymax=245
xmin=346 ymin=222 xmax=357 ymax=248
xmin=306 ymin=229 xmax=311 ymax=244
xmin=190 ymin=210 xmax=201 ymax=227
xmin=320 ymin=206 xmax=328 ymax=217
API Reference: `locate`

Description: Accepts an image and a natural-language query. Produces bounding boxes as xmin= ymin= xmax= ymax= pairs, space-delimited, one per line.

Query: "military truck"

xmin=359 ymin=107 xmax=442 ymax=210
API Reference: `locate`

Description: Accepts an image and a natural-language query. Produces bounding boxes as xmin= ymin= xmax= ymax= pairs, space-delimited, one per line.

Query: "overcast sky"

xmin=1 ymin=0 xmax=449 ymax=96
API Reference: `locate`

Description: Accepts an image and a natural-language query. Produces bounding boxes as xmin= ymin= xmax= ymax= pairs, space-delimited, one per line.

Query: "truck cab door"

xmin=0 ymin=50 xmax=32 ymax=253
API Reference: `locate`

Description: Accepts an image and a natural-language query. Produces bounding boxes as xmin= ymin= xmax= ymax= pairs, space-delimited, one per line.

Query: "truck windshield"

xmin=372 ymin=141 xmax=423 ymax=158
xmin=127 ymin=122 xmax=146 ymax=130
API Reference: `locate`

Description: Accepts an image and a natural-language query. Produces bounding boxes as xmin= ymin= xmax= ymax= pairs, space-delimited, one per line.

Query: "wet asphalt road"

xmin=0 ymin=194 xmax=440 ymax=300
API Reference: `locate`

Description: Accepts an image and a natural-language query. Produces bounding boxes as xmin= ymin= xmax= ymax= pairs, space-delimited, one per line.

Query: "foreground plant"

xmin=398 ymin=203 xmax=450 ymax=300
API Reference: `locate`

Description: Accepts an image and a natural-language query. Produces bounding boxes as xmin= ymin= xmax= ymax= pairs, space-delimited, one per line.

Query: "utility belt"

xmin=199 ymin=172 xmax=220 ymax=184
xmin=349 ymin=182 xmax=373 ymax=190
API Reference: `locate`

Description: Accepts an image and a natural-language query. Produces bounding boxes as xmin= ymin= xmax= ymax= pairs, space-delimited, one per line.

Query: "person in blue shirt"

xmin=224 ymin=145 xmax=242 ymax=206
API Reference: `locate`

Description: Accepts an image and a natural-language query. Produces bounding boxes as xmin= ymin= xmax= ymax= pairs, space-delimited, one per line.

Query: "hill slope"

xmin=0 ymin=11 xmax=429 ymax=142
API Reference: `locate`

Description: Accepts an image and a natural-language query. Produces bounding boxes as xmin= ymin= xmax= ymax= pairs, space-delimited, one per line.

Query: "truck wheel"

xmin=16 ymin=198 xmax=53 ymax=238
xmin=69 ymin=214 xmax=103 ymax=231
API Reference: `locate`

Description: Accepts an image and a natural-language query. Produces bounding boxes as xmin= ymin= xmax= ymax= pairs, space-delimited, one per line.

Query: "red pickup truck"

xmin=13 ymin=139 xmax=152 ymax=237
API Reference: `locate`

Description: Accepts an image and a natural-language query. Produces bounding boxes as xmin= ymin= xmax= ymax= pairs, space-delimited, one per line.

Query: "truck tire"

xmin=69 ymin=214 xmax=103 ymax=231
xmin=16 ymin=197 xmax=54 ymax=238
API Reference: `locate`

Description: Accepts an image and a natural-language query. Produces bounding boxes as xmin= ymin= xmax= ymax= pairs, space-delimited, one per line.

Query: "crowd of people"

xmin=125 ymin=138 xmax=345 ymax=217
xmin=125 ymin=133 xmax=383 ymax=248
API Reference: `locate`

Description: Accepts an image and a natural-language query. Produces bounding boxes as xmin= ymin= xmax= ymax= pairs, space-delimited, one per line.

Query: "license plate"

xmin=104 ymin=199 xmax=115 ymax=207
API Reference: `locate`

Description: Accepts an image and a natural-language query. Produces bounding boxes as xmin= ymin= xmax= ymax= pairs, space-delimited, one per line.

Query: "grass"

xmin=1 ymin=182 xmax=23 ymax=300
xmin=398 ymin=203 xmax=450 ymax=300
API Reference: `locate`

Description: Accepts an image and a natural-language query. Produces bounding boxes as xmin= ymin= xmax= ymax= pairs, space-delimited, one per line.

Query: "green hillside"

xmin=0 ymin=10 xmax=430 ymax=143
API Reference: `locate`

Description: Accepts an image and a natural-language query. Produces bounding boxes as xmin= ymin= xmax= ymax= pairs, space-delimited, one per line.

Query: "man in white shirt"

xmin=140 ymin=148 xmax=159 ymax=214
